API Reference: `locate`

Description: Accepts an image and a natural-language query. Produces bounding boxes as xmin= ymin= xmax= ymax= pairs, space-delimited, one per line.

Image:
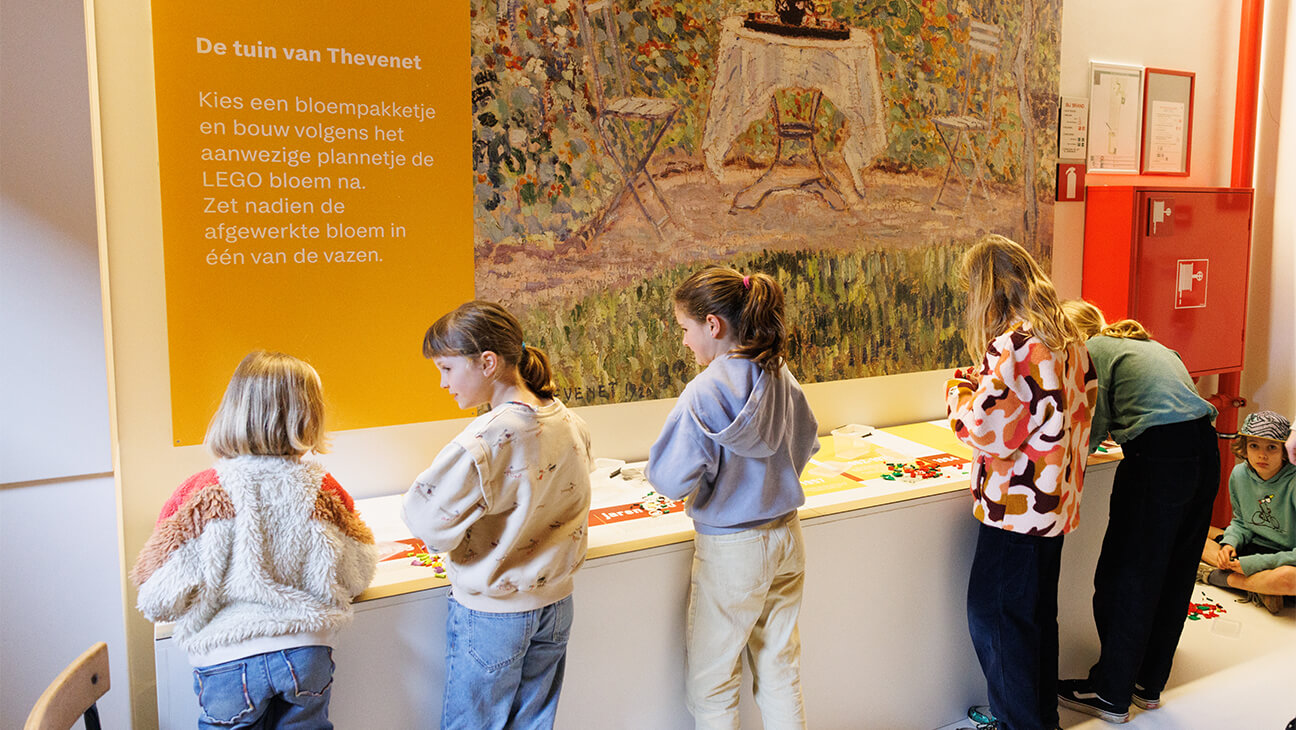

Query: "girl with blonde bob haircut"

xmin=206 ymin=350 xmax=329 ymax=458
xmin=1056 ymin=299 xmax=1218 ymax=721
xmin=132 ymin=350 xmax=376 ymax=729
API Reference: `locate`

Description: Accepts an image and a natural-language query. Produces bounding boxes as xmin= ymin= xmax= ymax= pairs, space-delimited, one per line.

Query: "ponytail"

xmin=674 ymin=266 xmax=786 ymax=374
xmin=1061 ymin=299 xmax=1151 ymax=341
xmin=423 ymin=300 xmax=556 ymax=399
xmin=518 ymin=344 xmax=557 ymax=399
xmin=1100 ymin=319 xmax=1152 ymax=340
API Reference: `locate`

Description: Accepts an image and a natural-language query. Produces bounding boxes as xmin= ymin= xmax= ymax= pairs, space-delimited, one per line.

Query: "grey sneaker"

xmin=1195 ymin=561 xmax=1214 ymax=585
xmin=1250 ymin=591 xmax=1284 ymax=614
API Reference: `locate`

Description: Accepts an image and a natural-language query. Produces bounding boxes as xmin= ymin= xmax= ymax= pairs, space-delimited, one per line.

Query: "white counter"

xmin=152 ymin=422 xmax=1122 ymax=728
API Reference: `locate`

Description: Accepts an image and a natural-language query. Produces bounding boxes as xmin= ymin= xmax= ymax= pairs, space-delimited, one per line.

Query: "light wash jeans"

xmin=192 ymin=646 xmax=333 ymax=730
xmin=441 ymin=593 xmax=573 ymax=730
xmin=686 ymin=514 xmax=807 ymax=730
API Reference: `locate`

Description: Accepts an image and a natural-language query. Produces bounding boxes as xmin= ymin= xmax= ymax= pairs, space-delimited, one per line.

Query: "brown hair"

xmin=673 ymin=266 xmax=786 ymax=374
xmin=960 ymin=234 xmax=1083 ymax=361
xmin=1232 ymin=435 xmax=1292 ymax=465
xmin=422 ymin=300 xmax=556 ymax=399
xmin=205 ymin=351 xmax=329 ymax=458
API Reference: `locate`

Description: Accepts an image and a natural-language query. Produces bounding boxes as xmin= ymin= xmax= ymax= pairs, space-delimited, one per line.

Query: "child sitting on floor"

xmin=1201 ymin=410 xmax=1296 ymax=614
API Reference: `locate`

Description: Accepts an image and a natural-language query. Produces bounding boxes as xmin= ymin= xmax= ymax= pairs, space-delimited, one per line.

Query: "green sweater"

xmin=1085 ymin=336 xmax=1216 ymax=453
xmin=1221 ymin=462 xmax=1296 ymax=574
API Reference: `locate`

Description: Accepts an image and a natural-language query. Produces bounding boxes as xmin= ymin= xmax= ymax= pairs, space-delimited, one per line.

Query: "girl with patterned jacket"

xmin=946 ymin=235 xmax=1096 ymax=730
xmin=402 ymin=301 xmax=592 ymax=730
xmin=131 ymin=351 xmax=378 ymax=730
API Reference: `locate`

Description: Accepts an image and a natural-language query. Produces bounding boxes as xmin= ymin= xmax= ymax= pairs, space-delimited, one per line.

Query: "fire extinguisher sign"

xmin=1175 ymin=259 xmax=1208 ymax=309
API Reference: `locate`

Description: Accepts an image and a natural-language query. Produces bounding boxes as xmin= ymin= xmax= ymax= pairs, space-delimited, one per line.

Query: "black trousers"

xmin=1087 ymin=416 xmax=1219 ymax=703
xmin=968 ymin=522 xmax=1064 ymax=730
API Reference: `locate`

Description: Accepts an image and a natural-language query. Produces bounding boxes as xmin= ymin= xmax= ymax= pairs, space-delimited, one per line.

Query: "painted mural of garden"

xmin=468 ymin=0 xmax=1063 ymax=403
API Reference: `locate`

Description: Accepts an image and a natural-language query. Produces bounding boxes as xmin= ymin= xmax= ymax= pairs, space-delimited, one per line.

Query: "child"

xmin=402 ymin=300 xmax=592 ymax=730
xmin=946 ymin=236 xmax=1095 ymax=730
xmin=131 ymin=351 xmax=378 ymax=730
xmin=1200 ymin=410 xmax=1296 ymax=614
xmin=1056 ymin=301 xmax=1218 ymax=721
xmin=647 ymin=266 xmax=820 ymax=729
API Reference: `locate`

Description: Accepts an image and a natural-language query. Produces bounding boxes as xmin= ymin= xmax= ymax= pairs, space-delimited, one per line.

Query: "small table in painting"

xmin=702 ymin=16 xmax=887 ymax=210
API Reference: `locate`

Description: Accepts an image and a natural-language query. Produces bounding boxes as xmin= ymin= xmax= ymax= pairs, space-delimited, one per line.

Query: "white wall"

xmin=0 ymin=0 xmax=130 ymax=726
xmin=2 ymin=1 xmax=1288 ymax=728
xmin=1053 ymin=0 xmax=1244 ymax=299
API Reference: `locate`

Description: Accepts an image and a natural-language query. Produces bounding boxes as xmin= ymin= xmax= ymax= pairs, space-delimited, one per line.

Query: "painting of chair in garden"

xmin=929 ymin=18 xmax=1003 ymax=211
xmin=468 ymin=0 xmax=1063 ymax=406
xmin=573 ymin=0 xmax=680 ymax=240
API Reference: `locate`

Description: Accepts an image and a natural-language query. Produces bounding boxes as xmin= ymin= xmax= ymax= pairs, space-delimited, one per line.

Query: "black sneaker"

xmin=1131 ymin=683 xmax=1161 ymax=710
xmin=1057 ymin=679 xmax=1130 ymax=723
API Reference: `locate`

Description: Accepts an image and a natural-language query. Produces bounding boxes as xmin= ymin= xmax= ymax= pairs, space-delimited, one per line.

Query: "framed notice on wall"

xmin=1141 ymin=68 xmax=1195 ymax=175
xmin=150 ymin=1 xmax=475 ymax=444
xmin=1087 ymin=62 xmax=1143 ymax=173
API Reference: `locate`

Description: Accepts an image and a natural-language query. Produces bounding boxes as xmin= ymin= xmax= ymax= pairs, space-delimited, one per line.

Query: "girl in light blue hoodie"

xmin=648 ymin=266 xmax=819 ymax=730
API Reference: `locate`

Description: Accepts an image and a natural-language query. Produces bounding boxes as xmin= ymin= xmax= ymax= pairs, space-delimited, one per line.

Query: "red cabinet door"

xmin=1132 ymin=189 xmax=1253 ymax=375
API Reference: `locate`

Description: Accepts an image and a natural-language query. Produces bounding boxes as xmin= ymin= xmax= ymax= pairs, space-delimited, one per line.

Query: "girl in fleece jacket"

xmin=402 ymin=301 xmax=592 ymax=730
xmin=648 ymin=266 xmax=820 ymax=730
xmin=131 ymin=351 xmax=377 ymax=730
xmin=947 ymin=236 xmax=1096 ymax=730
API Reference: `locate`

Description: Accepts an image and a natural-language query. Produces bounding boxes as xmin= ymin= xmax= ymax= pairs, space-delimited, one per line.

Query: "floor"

xmin=936 ymin=582 xmax=1296 ymax=730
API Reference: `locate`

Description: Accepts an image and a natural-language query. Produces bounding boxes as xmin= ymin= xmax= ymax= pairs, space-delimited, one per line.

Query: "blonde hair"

xmin=1061 ymin=299 xmax=1153 ymax=341
xmin=961 ymin=234 xmax=1083 ymax=360
xmin=206 ymin=351 xmax=329 ymax=458
xmin=1062 ymin=299 xmax=1106 ymax=338
xmin=423 ymin=300 xmax=556 ymax=399
xmin=673 ymin=266 xmax=786 ymax=374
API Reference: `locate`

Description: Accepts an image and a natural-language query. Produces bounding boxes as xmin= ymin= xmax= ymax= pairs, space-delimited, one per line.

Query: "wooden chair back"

xmin=572 ymin=0 xmax=630 ymax=113
xmin=953 ymin=19 xmax=1003 ymax=117
xmin=24 ymin=642 xmax=110 ymax=730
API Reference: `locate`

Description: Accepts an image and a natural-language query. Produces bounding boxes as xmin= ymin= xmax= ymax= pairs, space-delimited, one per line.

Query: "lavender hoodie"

xmin=648 ymin=354 xmax=819 ymax=535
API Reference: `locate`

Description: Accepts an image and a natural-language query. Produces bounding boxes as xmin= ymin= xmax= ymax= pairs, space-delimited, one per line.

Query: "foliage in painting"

xmin=471 ymin=0 xmax=1062 ymax=251
xmin=521 ymin=243 xmax=968 ymax=405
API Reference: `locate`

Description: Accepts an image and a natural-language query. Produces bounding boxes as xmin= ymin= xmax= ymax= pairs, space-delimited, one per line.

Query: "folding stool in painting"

xmin=573 ymin=0 xmax=680 ymax=240
xmin=929 ymin=19 xmax=1002 ymax=211
xmin=732 ymin=89 xmax=846 ymax=212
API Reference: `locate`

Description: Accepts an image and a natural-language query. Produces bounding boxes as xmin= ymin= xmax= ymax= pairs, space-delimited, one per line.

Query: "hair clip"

xmin=742 ymin=275 xmax=751 ymax=289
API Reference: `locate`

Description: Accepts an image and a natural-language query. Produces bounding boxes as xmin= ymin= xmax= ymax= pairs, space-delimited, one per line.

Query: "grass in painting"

xmin=523 ymin=242 xmax=967 ymax=406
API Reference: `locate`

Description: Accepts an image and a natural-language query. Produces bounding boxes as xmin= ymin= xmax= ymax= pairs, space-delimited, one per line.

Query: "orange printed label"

xmin=150 ymin=1 xmax=473 ymax=444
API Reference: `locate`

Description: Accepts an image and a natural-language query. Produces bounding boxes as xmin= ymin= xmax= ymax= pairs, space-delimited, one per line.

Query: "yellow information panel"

xmin=150 ymin=1 xmax=472 ymax=444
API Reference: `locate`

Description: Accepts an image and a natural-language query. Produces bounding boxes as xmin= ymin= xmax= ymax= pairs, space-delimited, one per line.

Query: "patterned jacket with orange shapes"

xmin=946 ymin=325 xmax=1098 ymax=537
xmin=130 ymin=456 xmax=377 ymax=662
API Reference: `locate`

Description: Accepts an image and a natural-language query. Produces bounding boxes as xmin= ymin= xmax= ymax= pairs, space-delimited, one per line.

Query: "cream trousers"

xmin=685 ymin=514 xmax=807 ymax=730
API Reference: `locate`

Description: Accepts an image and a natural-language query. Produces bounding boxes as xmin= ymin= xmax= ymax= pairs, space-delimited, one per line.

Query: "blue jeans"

xmin=192 ymin=646 xmax=333 ymax=729
xmin=967 ymin=523 xmax=1063 ymax=730
xmin=442 ymin=593 xmax=573 ymax=730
